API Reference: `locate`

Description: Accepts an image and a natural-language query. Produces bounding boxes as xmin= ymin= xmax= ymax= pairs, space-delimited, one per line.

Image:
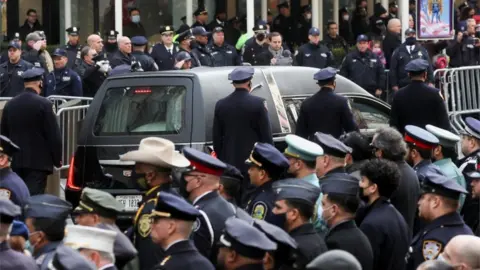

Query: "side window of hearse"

xmin=348 ymin=98 xmax=390 ymax=130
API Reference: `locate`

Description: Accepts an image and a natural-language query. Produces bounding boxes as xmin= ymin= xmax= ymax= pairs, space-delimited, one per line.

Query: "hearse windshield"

xmin=94 ymin=86 xmax=186 ymax=136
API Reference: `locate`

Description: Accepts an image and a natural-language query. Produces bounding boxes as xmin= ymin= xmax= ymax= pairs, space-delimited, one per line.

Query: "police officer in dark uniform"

xmin=44 ymin=48 xmax=83 ymax=97
xmin=321 ymin=177 xmax=374 ymax=270
xmin=389 ymin=59 xmax=450 ymax=135
xmin=104 ymin=30 xmax=119 ymax=61
xmin=119 ymin=137 xmax=190 ymax=270
xmin=242 ymin=23 xmax=269 ymax=66
xmin=244 ymin=143 xmax=290 ymax=227
xmin=296 ymin=5 xmax=312 ymax=46
xmin=295 ymin=27 xmax=335 ymax=68
xmin=0 ymin=199 xmax=37 ymax=270
xmin=191 ymin=26 xmax=215 ymax=67
xmin=272 ymin=179 xmax=327 ymax=269
xmin=1 ymin=68 xmax=62 ymax=196
xmin=340 ymin=34 xmax=386 ymax=97
xmin=404 ymin=125 xmax=443 ymax=177
xmin=181 ymin=147 xmax=235 ymax=263
xmin=296 ymin=67 xmax=358 ymax=139
xmin=192 ymin=7 xmax=209 ymax=28
xmin=209 ymin=27 xmax=241 ymax=66
xmin=219 ymin=164 xmax=243 ymax=206
xmin=213 ymin=66 xmax=273 ymax=199
xmin=151 ymin=26 xmax=179 ymax=71
xmin=0 ymin=41 xmax=33 ymax=97
xmin=406 ymin=170 xmax=473 ymax=269
xmin=390 ymin=28 xmax=434 ymax=90
xmin=272 ymin=1 xmax=295 ymax=51
xmin=61 ymin=27 xmax=83 ymax=69
xmin=0 ymin=135 xmax=30 ymax=208
xmin=217 ymin=217 xmax=277 ymax=270
xmin=177 ymin=30 xmax=201 ymax=68
xmin=131 ymin=36 xmax=158 ymax=71
xmin=150 ymin=191 xmax=215 ymax=270
xmin=0 ymin=32 xmax=21 ymax=64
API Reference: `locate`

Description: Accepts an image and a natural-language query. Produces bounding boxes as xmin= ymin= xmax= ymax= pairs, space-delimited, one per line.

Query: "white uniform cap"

xmin=425 ymin=125 xmax=460 ymax=148
xmin=64 ymin=225 xmax=117 ymax=254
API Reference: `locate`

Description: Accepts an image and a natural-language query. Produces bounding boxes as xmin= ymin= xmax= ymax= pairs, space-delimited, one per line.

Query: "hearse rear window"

xmin=94 ymin=86 xmax=186 ymax=136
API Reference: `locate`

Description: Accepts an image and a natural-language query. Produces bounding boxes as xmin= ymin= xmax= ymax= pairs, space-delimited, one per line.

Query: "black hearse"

xmin=65 ymin=66 xmax=390 ymax=224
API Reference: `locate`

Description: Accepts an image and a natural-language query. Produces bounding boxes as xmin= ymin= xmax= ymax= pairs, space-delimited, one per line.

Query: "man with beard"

xmin=295 ymin=27 xmax=335 ymax=68
xmin=383 ymin=18 xmax=402 ymax=68
xmin=457 ymin=117 xmax=480 ymax=234
xmin=272 ymin=179 xmax=327 ymax=269
xmin=357 ymin=159 xmax=410 ymax=270
xmin=404 ymin=125 xmax=442 ymax=177
xmin=61 ymin=27 xmax=83 ymax=69
xmin=119 ymin=137 xmax=191 ymax=270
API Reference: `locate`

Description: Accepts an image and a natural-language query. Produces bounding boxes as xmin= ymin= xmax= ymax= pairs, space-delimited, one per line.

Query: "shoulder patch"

xmin=0 ymin=189 xmax=11 ymax=200
xmin=251 ymin=202 xmax=267 ymax=220
xmin=423 ymin=240 xmax=443 ymax=260
xmin=160 ymin=255 xmax=171 ymax=266
xmin=137 ymin=214 xmax=152 ymax=237
xmin=193 ymin=217 xmax=201 ymax=232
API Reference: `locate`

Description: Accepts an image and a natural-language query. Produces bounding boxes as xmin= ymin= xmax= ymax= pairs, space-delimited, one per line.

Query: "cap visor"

xmin=120 ymin=150 xmax=191 ymax=168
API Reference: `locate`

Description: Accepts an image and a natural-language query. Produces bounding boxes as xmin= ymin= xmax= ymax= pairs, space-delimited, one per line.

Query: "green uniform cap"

xmin=284 ymin=134 xmax=324 ymax=161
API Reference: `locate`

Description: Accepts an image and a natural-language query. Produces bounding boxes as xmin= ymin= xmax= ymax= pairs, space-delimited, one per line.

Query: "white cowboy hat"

xmin=120 ymin=137 xmax=190 ymax=168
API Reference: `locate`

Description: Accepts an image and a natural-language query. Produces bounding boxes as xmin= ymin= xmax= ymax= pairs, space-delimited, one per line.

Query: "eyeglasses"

xmin=162 ymin=33 xmax=174 ymax=37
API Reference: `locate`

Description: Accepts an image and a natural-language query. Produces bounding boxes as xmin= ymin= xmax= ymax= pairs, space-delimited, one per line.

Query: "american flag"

xmin=419 ymin=10 xmax=450 ymax=37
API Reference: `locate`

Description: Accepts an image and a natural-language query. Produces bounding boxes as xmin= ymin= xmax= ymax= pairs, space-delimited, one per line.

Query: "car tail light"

xmin=210 ymin=150 xmax=217 ymax=158
xmin=66 ymin=155 xmax=81 ymax=191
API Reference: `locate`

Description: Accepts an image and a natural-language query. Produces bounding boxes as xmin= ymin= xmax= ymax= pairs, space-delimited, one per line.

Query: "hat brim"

xmin=120 ymin=150 xmax=190 ymax=168
xmin=52 ymin=54 xmax=67 ymax=58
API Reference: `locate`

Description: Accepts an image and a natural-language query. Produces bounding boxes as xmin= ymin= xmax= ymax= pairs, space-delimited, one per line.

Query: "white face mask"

xmin=343 ymin=15 xmax=350 ymax=21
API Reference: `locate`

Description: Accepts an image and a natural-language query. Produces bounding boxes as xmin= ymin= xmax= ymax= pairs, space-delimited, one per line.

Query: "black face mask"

xmin=272 ymin=211 xmax=288 ymax=230
xmin=257 ymin=33 xmax=266 ymax=41
xmin=405 ymin=37 xmax=417 ymax=45
xmin=131 ymin=171 xmax=149 ymax=191
xmin=105 ymin=42 xmax=118 ymax=51
xmin=175 ymin=171 xmax=191 ymax=199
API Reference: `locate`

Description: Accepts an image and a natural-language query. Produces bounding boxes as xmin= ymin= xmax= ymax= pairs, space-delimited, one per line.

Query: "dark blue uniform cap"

xmin=183 ymin=147 xmax=227 ymax=176
xmin=313 ymin=67 xmax=337 ymax=81
xmin=219 ymin=217 xmax=277 ymax=259
xmin=253 ymin=219 xmax=298 ymax=249
xmin=405 ymin=58 xmax=429 ymax=72
xmin=0 ymin=198 xmax=21 ymax=219
xmin=175 ymin=51 xmax=192 ymax=62
xmin=222 ymin=164 xmax=244 ymax=183
xmin=302 ymin=4 xmax=312 ymax=13
xmin=272 ymin=179 xmax=321 ymax=207
xmin=253 ymin=23 xmax=267 ymax=31
xmin=21 ymin=68 xmax=45 ymax=82
xmin=106 ymin=30 xmax=119 ymax=39
xmin=421 ymin=171 xmax=468 ymax=200
xmin=193 ymin=7 xmax=208 ymax=16
xmin=109 ymin=64 xmax=131 ymax=76
xmin=277 ymin=1 xmax=290 ymax=9
xmin=245 ymin=142 xmax=290 ymax=174
xmin=313 ymin=132 xmax=352 ymax=158
xmin=11 ymin=220 xmax=29 ymax=240
xmin=24 ymin=194 xmax=72 ymax=220
xmin=0 ymin=135 xmax=20 ymax=156
xmin=460 ymin=117 xmax=480 ymax=140
xmin=152 ymin=191 xmax=201 ymax=221
xmin=131 ymin=36 xmax=148 ymax=46
xmin=52 ymin=48 xmax=68 ymax=57
xmin=357 ymin=34 xmax=369 ymax=42
xmin=466 ymin=152 xmax=480 ymax=179
xmin=192 ymin=26 xmax=210 ymax=36
xmin=159 ymin=25 xmax=175 ymax=34
xmin=52 ymin=245 xmax=96 ymax=270
xmin=309 ymin=27 xmax=321 ymax=36
xmin=66 ymin=26 xmax=80 ymax=36
xmin=404 ymin=125 xmax=439 ymax=150
xmin=321 ymin=175 xmax=360 ymax=196
xmin=213 ymin=26 xmax=224 ymax=33
xmin=177 ymin=29 xmax=193 ymax=42
xmin=7 ymin=41 xmax=21 ymax=50
xmin=228 ymin=66 xmax=255 ymax=82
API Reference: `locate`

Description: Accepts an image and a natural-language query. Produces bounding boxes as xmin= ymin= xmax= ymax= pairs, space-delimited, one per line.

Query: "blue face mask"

xmin=131 ymin=15 xmax=140 ymax=23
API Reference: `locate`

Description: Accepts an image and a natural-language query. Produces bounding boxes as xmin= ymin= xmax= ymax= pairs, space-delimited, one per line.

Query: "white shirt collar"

xmin=165 ymin=44 xmax=174 ymax=51
xmin=216 ymin=19 xmax=224 ymax=26
xmin=98 ymin=263 xmax=115 ymax=270
xmin=192 ymin=191 xmax=214 ymax=205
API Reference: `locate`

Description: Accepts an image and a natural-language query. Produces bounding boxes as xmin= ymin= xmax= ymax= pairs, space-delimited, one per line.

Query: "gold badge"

xmin=251 ymin=202 xmax=267 ymax=220
xmin=160 ymin=255 xmax=171 ymax=266
xmin=0 ymin=189 xmax=11 ymax=199
xmin=423 ymin=240 xmax=442 ymax=260
xmin=138 ymin=214 xmax=152 ymax=237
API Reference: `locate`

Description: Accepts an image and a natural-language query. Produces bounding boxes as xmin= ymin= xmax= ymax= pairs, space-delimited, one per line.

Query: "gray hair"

xmin=417 ymin=260 xmax=454 ymax=270
xmin=372 ymin=127 xmax=407 ymax=162
xmin=387 ymin=18 xmax=401 ymax=30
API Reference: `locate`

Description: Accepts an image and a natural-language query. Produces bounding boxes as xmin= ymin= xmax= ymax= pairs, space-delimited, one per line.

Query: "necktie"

xmin=168 ymin=49 xmax=172 ymax=55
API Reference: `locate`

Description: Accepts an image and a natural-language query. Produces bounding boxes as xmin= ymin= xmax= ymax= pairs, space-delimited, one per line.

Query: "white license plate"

xmin=116 ymin=195 xmax=142 ymax=212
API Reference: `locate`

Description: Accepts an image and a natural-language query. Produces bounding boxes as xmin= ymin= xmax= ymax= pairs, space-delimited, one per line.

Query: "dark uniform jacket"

xmin=389 ymin=43 xmax=434 ymax=88
xmin=192 ymin=191 xmax=235 ymax=263
xmin=191 ymin=44 xmax=215 ymax=67
xmin=295 ymin=42 xmax=335 ymax=69
xmin=242 ymin=39 xmax=269 ymax=66
xmin=382 ymin=32 xmax=402 ymax=69
xmin=0 ymin=60 xmax=33 ymax=97
xmin=133 ymin=184 xmax=176 ymax=270
xmin=272 ymin=14 xmax=295 ymax=50
xmin=152 ymin=240 xmax=214 ymax=270
xmin=245 ymin=181 xmax=284 ymax=228
xmin=1 ymin=88 xmax=62 ymax=172
xmin=290 ymin=223 xmax=327 ymax=268
xmin=0 ymin=168 xmax=30 ymax=208
xmin=446 ymin=37 xmax=480 ymax=67
xmin=357 ymin=197 xmax=410 ymax=270
xmin=389 ymin=81 xmax=450 ymax=135
xmin=210 ymin=43 xmax=241 ymax=67
xmin=61 ymin=42 xmax=82 ymax=69
xmin=406 ymin=212 xmax=473 ymax=270
xmin=213 ymin=88 xmax=273 ymax=174
xmin=131 ymin=51 xmax=158 ymax=72
xmin=296 ymin=87 xmax=358 ymax=139
xmin=340 ymin=49 xmax=386 ymax=94
xmin=0 ymin=241 xmax=37 ymax=270
xmin=325 ymin=220 xmax=374 ymax=270
xmin=151 ymin=43 xmax=179 ymax=71
xmin=390 ymin=161 xmax=420 ymax=239
xmin=44 ymin=68 xmax=83 ymax=97
xmin=109 ymin=51 xmax=135 ymax=68
xmin=457 ymin=149 xmax=480 ymax=233
xmin=74 ymin=60 xmax=107 ymax=97
xmin=96 ymin=223 xmax=137 ymax=269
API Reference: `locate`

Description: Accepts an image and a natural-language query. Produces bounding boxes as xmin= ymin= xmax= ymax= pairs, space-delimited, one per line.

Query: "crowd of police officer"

xmin=1 ymin=62 xmax=480 ymax=270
